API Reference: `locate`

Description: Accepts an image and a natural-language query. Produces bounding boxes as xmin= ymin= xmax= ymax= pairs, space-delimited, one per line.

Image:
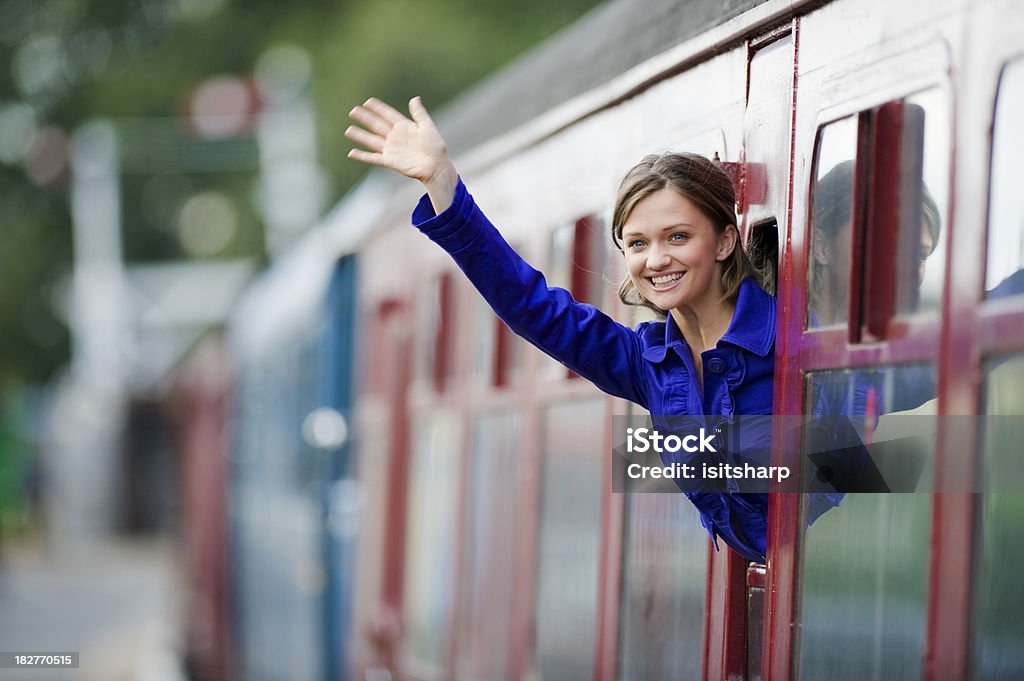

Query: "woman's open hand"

xmin=346 ymin=97 xmax=458 ymax=212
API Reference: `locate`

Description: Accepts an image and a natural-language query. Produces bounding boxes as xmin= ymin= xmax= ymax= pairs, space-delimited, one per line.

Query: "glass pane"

xmin=415 ymin=276 xmax=441 ymax=386
xmin=972 ymin=355 xmax=1024 ymax=678
xmin=894 ymin=89 xmax=948 ymax=316
xmin=541 ymin=224 xmax=576 ymax=379
xmin=402 ymin=410 xmax=459 ymax=671
xmin=457 ymin=411 xmax=523 ymax=681
xmin=471 ymin=295 xmax=497 ymax=386
xmin=617 ymin=494 xmax=707 ymax=680
xmin=985 ymin=59 xmax=1024 ymax=297
xmin=808 ymin=116 xmax=858 ymax=328
xmin=534 ymin=399 xmax=603 ymax=681
xmin=798 ymin=366 xmax=935 ymax=681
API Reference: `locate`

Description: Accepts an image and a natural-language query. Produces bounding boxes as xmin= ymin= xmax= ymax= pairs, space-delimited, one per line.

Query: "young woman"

xmin=345 ymin=96 xmax=775 ymax=563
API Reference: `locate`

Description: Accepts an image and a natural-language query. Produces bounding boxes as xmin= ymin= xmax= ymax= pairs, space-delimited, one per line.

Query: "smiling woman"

xmin=345 ymin=96 xmax=777 ymax=562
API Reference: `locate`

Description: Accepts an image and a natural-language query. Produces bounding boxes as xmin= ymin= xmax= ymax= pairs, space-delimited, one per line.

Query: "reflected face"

xmin=811 ymin=220 xmax=852 ymax=324
xmin=621 ymin=188 xmax=735 ymax=313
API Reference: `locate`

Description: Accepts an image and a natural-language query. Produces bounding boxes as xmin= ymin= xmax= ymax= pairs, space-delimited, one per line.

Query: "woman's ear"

xmin=716 ymin=224 xmax=739 ymax=261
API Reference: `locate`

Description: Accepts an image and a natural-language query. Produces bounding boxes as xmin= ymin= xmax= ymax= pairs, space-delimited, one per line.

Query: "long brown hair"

xmin=610 ymin=152 xmax=765 ymax=316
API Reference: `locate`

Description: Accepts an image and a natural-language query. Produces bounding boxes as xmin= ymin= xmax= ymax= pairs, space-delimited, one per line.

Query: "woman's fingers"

xmin=408 ymin=96 xmax=434 ymax=127
xmin=347 ymin=148 xmax=386 ymax=167
xmin=349 ymin=104 xmax=392 ymax=136
xmin=363 ymin=97 xmax=407 ymax=125
xmin=343 ymin=125 xmax=385 ymax=152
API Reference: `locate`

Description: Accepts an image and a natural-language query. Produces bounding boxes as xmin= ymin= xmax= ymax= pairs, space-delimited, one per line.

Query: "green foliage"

xmin=0 ymin=0 xmax=606 ymax=387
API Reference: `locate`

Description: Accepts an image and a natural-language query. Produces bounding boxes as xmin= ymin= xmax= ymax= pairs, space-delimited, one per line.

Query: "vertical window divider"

xmin=863 ymin=102 xmax=904 ymax=341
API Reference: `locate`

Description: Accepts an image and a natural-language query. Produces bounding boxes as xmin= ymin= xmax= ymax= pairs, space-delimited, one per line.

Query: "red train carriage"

xmin=329 ymin=0 xmax=1024 ymax=679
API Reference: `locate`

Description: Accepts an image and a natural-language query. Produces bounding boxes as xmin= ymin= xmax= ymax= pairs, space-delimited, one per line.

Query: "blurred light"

xmin=175 ymin=0 xmax=228 ymax=22
xmin=301 ymin=407 xmax=348 ymax=450
xmin=0 ymin=102 xmax=38 ymax=164
xmin=177 ymin=191 xmax=237 ymax=256
xmin=188 ymin=75 xmax=259 ymax=139
xmin=23 ymin=126 xmax=69 ymax=188
xmin=13 ymin=34 xmax=67 ymax=97
xmin=255 ymin=44 xmax=312 ymax=101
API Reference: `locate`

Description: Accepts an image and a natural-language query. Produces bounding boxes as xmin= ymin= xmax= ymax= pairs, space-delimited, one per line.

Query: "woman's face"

xmin=621 ymin=188 xmax=735 ymax=313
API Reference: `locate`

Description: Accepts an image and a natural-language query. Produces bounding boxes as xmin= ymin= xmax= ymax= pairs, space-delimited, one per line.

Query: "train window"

xmin=798 ymin=365 xmax=935 ymax=681
xmin=971 ymin=355 xmax=1024 ymax=679
xmin=748 ymin=218 xmax=779 ymax=295
xmin=470 ymin=294 xmax=497 ymax=387
xmin=543 ymin=216 xmax=611 ymax=379
xmin=469 ymin=241 xmax=524 ymax=387
xmin=414 ymin=272 xmax=455 ymax=392
xmin=456 ymin=411 xmax=523 ymax=680
xmin=985 ymin=59 xmax=1024 ymax=298
xmin=400 ymin=410 xmax=459 ymax=673
xmin=808 ymin=89 xmax=950 ymax=333
xmin=808 ymin=115 xmax=858 ymax=329
xmin=533 ymin=398 xmax=603 ymax=680
xmin=617 ymin=402 xmax=708 ymax=681
xmin=893 ymin=89 xmax=949 ymax=318
xmin=541 ymin=222 xmax=577 ymax=379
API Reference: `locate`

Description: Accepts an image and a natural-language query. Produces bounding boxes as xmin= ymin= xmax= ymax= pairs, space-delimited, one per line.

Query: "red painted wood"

xmin=594 ymin=398 xmax=626 ymax=681
xmin=377 ymin=302 xmax=414 ymax=670
xmin=763 ymin=16 xmax=802 ymax=681
xmin=864 ymin=102 xmax=903 ymax=341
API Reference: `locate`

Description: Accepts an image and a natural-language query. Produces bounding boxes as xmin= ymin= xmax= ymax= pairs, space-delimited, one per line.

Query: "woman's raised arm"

xmin=345 ymin=97 xmax=458 ymax=214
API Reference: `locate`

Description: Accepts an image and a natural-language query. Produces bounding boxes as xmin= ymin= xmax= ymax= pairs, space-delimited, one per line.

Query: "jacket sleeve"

xmin=412 ymin=178 xmax=649 ymax=408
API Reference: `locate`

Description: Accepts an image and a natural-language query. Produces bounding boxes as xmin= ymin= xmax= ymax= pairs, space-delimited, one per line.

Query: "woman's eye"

xmin=670 ymin=233 xmax=688 ymax=241
xmin=628 ymin=240 xmax=645 ymax=249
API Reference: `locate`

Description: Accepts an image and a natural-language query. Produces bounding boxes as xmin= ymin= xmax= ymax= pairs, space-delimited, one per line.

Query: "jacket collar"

xmin=642 ymin=278 xmax=775 ymax=362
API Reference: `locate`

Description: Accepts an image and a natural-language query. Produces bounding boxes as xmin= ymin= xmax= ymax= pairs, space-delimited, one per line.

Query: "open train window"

xmin=807 ymin=88 xmax=950 ymax=338
xmin=748 ymin=218 xmax=779 ymax=295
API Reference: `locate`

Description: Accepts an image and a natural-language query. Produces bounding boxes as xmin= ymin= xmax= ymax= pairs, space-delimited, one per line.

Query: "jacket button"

xmin=707 ymin=358 xmax=725 ymax=374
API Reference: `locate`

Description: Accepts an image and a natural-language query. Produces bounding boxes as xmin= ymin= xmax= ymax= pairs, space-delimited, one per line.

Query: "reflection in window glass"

xmin=895 ymin=89 xmax=948 ymax=316
xmin=986 ymin=59 xmax=1024 ymax=297
xmin=402 ymin=410 xmax=459 ymax=671
xmin=972 ymin=355 xmax=1024 ymax=679
xmin=617 ymin=495 xmax=707 ymax=680
xmin=799 ymin=366 xmax=935 ymax=681
xmin=458 ymin=412 xmax=523 ymax=681
xmin=534 ymin=399 xmax=603 ymax=681
xmin=808 ymin=116 xmax=858 ymax=328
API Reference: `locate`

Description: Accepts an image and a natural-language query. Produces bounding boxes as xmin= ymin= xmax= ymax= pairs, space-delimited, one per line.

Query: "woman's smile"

xmin=648 ymin=271 xmax=685 ymax=290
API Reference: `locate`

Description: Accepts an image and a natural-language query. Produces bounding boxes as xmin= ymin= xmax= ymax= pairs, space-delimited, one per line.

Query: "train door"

xmin=708 ymin=19 xmax=797 ymax=681
xmin=959 ymin=7 xmax=1024 ymax=679
xmin=767 ymin=14 xmax=960 ymax=681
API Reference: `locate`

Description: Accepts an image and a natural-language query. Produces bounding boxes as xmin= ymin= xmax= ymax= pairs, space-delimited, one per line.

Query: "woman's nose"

xmin=647 ymin=245 xmax=671 ymax=269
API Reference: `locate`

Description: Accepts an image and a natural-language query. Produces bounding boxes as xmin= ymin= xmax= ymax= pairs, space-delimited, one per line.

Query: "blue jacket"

xmin=412 ymin=179 xmax=775 ymax=563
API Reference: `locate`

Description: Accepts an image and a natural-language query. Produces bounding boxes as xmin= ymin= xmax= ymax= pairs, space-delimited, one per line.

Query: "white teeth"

xmin=651 ymin=273 xmax=683 ymax=285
